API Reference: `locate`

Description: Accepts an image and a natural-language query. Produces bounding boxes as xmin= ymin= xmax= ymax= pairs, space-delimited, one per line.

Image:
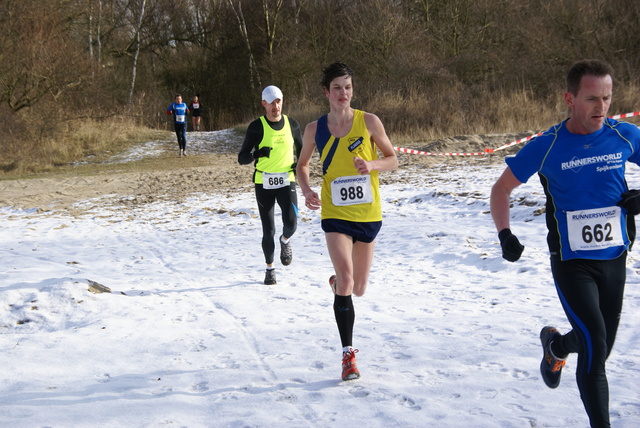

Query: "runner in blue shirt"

xmin=166 ymin=94 xmax=189 ymax=156
xmin=490 ymin=59 xmax=640 ymax=428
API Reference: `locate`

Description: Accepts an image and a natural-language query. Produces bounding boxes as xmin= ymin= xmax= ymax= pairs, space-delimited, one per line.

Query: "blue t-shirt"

xmin=167 ymin=102 xmax=189 ymax=124
xmin=506 ymin=118 xmax=640 ymax=260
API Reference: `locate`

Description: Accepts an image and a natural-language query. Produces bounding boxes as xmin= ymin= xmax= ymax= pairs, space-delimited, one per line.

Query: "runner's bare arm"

xmin=296 ymin=121 xmax=321 ymax=210
xmin=355 ymin=112 xmax=398 ymax=174
xmin=490 ymin=167 xmax=522 ymax=232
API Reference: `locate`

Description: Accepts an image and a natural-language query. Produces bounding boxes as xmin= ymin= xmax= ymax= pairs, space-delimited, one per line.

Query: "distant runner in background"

xmin=238 ymin=85 xmax=302 ymax=286
xmin=490 ymin=59 xmax=640 ymax=428
xmin=166 ymin=94 xmax=189 ymax=157
xmin=296 ymin=62 xmax=398 ymax=381
xmin=190 ymin=95 xmax=202 ymax=131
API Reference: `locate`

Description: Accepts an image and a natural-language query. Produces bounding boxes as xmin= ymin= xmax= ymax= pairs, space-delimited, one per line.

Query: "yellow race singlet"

xmin=254 ymin=115 xmax=296 ymax=185
xmin=315 ymin=110 xmax=381 ymax=222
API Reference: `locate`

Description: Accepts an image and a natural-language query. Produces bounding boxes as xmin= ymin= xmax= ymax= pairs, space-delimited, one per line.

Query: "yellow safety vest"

xmin=254 ymin=115 xmax=296 ymax=184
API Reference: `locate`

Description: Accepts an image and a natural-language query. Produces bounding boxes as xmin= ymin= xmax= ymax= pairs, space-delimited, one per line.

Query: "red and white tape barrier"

xmin=394 ymin=111 xmax=640 ymax=156
xmin=393 ymin=147 xmax=490 ymax=156
xmin=610 ymin=111 xmax=640 ymax=120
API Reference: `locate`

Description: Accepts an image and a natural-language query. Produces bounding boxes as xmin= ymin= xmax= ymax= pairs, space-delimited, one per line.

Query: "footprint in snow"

xmin=192 ymin=381 xmax=209 ymax=392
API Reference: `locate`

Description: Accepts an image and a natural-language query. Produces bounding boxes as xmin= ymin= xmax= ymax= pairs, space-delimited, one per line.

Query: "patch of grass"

xmin=0 ymin=142 xmax=226 ymax=181
xmin=1 ymin=118 xmax=167 ymax=178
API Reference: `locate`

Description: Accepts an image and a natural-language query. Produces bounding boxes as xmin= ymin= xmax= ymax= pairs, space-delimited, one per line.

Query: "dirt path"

xmin=0 ymin=132 xmax=522 ymax=214
xmin=0 ymin=153 xmax=249 ymax=212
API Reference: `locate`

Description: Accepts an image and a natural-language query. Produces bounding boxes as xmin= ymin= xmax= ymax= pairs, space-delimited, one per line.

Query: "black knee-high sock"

xmin=334 ymin=294 xmax=355 ymax=348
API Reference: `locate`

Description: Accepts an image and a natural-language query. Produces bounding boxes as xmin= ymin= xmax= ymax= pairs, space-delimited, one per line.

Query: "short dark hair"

xmin=566 ymin=60 xmax=613 ymax=95
xmin=321 ymin=62 xmax=354 ymax=89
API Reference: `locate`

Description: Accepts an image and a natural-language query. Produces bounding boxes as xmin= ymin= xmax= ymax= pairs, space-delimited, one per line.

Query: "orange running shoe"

xmin=540 ymin=326 xmax=567 ymax=388
xmin=341 ymin=348 xmax=360 ymax=381
xmin=329 ymin=275 xmax=337 ymax=294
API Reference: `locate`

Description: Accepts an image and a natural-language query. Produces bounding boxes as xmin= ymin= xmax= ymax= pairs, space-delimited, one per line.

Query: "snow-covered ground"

xmin=1 ymin=131 xmax=639 ymax=427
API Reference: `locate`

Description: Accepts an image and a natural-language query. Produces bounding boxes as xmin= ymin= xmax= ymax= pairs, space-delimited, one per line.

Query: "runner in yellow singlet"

xmin=296 ymin=62 xmax=398 ymax=381
xmin=239 ymin=86 xmax=303 ymax=286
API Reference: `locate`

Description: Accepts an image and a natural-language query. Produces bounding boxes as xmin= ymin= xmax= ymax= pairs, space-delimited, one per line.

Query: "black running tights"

xmin=255 ymin=183 xmax=298 ymax=264
xmin=550 ymin=253 xmax=627 ymax=428
xmin=174 ymin=123 xmax=187 ymax=150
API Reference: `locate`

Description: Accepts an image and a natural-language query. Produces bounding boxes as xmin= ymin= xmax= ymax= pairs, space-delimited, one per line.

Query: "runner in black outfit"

xmin=238 ymin=85 xmax=302 ymax=285
xmin=190 ymin=95 xmax=201 ymax=131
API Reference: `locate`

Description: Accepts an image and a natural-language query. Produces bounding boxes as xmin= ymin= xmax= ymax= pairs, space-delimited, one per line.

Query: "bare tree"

xmin=262 ymin=0 xmax=284 ymax=60
xmin=0 ymin=0 xmax=86 ymax=112
xmin=226 ymin=0 xmax=262 ymax=93
xmin=128 ymin=0 xmax=147 ymax=104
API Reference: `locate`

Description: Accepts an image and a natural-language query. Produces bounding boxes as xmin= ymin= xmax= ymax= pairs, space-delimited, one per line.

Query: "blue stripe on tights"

xmin=555 ymin=280 xmax=594 ymax=372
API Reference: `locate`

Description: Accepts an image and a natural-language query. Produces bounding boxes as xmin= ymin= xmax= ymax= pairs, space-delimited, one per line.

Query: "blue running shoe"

xmin=540 ymin=326 xmax=567 ymax=388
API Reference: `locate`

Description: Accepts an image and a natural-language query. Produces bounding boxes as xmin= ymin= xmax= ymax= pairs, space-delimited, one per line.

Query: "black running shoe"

xmin=264 ymin=268 xmax=276 ymax=285
xmin=540 ymin=326 xmax=567 ymax=388
xmin=279 ymin=235 xmax=292 ymax=266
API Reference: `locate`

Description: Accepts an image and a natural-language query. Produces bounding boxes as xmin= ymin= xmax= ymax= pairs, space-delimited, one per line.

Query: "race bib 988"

xmin=566 ymin=206 xmax=624 ymax=251
xmin=330 ymin=175 xmax=372 ymax=206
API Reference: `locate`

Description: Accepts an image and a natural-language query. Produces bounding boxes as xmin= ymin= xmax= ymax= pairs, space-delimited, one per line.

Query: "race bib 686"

xmin=262 ymin=172 xmax=290 ymax=189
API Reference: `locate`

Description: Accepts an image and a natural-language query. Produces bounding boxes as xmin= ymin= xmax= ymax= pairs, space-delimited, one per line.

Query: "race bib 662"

xmin=566 ymin=206 xmax=624 ymax=251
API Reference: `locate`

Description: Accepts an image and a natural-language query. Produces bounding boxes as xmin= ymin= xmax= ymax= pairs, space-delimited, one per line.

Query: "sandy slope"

xmin=0 ymin=131 xmax=523 ymax=213
xmin=0 ymin=156 xmax=244 ymax=212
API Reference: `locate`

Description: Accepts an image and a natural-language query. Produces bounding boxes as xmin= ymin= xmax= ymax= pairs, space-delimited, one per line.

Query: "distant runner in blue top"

xmin=166 ymin=94 xmax=190 ymax=157
xmin=491 ymin=59 xmax=640 ymax=428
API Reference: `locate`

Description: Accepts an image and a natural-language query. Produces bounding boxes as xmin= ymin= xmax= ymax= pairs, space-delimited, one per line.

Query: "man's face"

xmin=262 ymin=98 xmax=283 ymax=121
xmin=324 ymin=75 xmax=353 ymax=108
xmin=175 ymin=96 xmax=182 ymax=104
xmin=564 ymin=74 xmax=612 ymax=134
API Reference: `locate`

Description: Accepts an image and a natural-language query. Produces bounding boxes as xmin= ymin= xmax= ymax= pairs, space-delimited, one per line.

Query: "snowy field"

xmin=1 ymin=131 xmax=639 ymax=427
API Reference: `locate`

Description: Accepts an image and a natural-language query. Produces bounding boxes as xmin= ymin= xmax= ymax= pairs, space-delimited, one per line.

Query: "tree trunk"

xmin=227 ymin=0 xmax=261 ymax=95
xmin=128 ymin=0 xmax=146 ymax=105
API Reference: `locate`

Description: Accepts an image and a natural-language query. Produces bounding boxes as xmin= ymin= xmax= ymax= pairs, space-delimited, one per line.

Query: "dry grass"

xmin=1 ymin=118 xmax=165 ymax=178
xmin=289 ymin=84 xmax=640 ymax=147
xmin=3 ymin=84 xmax=639 ymax=179
xmin=362 ymin=88 xmax=567 ymax=146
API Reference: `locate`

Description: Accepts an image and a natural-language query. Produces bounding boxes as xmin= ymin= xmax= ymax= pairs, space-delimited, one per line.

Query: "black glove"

xmin=253 ymin=146 xmax=272 ymax=159
xmin=617 ymin=189 xmax=640 ymax=215
xmin=498 ymin=228 xmax=524 ymax=262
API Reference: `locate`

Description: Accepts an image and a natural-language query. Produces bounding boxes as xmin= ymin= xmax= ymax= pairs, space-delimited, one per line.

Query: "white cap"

xmin=262 ymin=85 xmax=283 ymax=103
